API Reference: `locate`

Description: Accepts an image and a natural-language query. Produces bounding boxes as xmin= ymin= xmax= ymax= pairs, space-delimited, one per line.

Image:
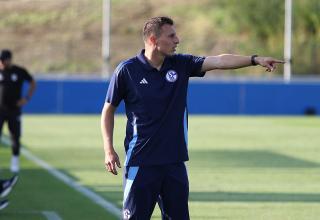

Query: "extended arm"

xmin=201 ymin=54 xmax=284 ymax=72
xmin=101 ymin=102 xmax=121 ymax=175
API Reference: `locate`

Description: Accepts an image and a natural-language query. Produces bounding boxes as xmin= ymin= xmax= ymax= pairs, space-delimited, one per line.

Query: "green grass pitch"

xmin=1 ymin=115 xmax=320 ymax=219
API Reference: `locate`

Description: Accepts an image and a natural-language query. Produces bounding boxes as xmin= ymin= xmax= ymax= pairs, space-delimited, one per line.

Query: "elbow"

xmin=31 ymin=79 xmax=37 ymax=90
xmin=101 ymin=102 xmax=116 ymax=116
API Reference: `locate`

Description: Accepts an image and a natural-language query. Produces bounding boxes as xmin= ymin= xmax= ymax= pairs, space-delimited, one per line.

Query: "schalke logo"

xmin=123 ymin=209 xmax=131 ymax=219
xmin=165 ymin=70 xmax=178 ymax=82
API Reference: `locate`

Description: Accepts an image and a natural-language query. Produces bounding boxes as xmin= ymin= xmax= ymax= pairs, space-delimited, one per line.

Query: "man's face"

xmin=0 ymin=59 xmax=12 ymax=68
xmin=155 ymin=24 xmax=179 ymax=56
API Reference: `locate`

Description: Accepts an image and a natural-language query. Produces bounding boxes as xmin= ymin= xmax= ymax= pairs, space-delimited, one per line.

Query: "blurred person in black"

xmin=0 ymin=49 xmax=36 ymax=173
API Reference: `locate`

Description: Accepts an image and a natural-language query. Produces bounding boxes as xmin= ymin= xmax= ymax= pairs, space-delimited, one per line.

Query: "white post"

xmin=102 ymin=0 xmax=111 ymax=77
xmin=284 ymin=0 xmax=292 ymax=83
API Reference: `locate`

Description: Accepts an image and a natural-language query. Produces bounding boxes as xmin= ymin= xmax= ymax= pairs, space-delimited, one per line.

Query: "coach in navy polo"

xmin=101 ymin=16 xmax=284 ymax=220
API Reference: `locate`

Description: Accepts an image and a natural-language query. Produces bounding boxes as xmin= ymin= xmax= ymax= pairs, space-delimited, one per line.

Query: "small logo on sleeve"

xmin=165 ymin=70 xmax=178 ymax=82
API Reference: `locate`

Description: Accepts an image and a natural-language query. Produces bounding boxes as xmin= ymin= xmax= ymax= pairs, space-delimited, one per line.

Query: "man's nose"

xmin=174 ymin=36 xmax=180 ymax=44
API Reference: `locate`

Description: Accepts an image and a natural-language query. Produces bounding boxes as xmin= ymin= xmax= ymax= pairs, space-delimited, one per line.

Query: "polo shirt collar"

xmin=137 ymin=49 xmax=172 ymax=72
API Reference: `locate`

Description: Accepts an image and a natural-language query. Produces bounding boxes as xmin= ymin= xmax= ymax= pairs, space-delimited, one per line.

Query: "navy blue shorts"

xmin=123 ymin=162 xmax=189 ymax=220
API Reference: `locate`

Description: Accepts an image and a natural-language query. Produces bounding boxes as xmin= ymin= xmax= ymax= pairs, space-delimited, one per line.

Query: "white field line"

xmin=42 ymin=211 xmax=63 ymax=220
xmin=1 ymin=137 xmax=121 ymax=218
xmin=10 ymin=211 xmax=62 ymax=220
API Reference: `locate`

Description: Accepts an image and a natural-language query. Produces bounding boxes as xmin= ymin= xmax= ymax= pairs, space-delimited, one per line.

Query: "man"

xmin=101 ymin=16 xmax=284 ymax=219
xmin=0 ymin=49 xmax=36 ymax=173
xmin=0 ymin=175 xmax=19 ymax=211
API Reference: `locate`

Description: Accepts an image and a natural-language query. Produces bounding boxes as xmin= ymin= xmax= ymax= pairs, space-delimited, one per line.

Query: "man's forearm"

xmin=202 ymin=54 xmax=252 ymax=71
xmin=217 ymin=54 xmax=253 ymax=69
xmin=26 ymin=80 xmax=36 ymax=99
xmin=101 ymin=102 xmax=121 ymax=175
xmin=202 ymin=54 xmax=284 ymax=72
xmin=101 ymin=103 xmax=115 ymax=153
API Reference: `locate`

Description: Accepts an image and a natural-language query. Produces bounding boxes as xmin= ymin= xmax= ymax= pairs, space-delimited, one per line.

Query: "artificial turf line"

xmin=1 ymin=136 xmax=122 ymax=218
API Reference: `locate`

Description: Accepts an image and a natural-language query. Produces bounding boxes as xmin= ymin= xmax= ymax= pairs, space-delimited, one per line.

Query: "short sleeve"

xmin=20 ymin=67 xmax=33 ymax=82
xmin=105 ymin=64 xmax=127 ymax=107
xmin=185 ymin=54 xmax=206 ymax=77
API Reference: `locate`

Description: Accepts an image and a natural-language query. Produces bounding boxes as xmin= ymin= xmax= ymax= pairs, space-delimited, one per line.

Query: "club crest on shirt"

xmin=11 ymin=73 xmax=18 ymax=82
xmin=123 ymin=209 xmax=131 ymax=219
xmin=165 ymin=70 xmax=178 ymax=83
xmin=0 ymin=74 xmax=3 ymax=81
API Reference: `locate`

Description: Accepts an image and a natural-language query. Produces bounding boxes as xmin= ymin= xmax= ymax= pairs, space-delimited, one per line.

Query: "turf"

xmin=1 ymin=115 xmax=320 ymax=219
xmin=0 ymin=145 xmax=117 ymax=220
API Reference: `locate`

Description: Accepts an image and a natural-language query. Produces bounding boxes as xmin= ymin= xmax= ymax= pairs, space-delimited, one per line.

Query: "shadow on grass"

xmin=189 ymin=150 xmax=320 ymax=168
xmin=85 ymin=189 xmax=320 ymax=204
xmin=190 ymin=191 xmax=320 ymax=203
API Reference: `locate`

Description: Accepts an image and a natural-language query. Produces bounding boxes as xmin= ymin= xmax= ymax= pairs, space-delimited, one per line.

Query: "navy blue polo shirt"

xmin=105 ymin=50 xmax=206 ymax=166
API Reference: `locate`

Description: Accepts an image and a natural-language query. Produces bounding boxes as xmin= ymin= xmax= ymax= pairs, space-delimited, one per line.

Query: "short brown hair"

xmin=142 ymin=16 xmax=174 ymax=41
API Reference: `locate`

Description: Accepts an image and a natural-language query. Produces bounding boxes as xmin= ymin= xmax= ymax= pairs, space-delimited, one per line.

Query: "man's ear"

xmin=149 ymin=35 xmax=157 ymax=46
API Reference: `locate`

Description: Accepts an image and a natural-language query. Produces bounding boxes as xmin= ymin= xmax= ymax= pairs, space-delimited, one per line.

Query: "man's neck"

xmin=144 ymin=48 xmax=165 ymax=71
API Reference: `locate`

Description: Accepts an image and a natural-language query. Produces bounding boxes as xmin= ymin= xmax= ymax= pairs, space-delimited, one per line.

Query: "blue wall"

xmin=188 ymin=81 xmax=320 ymax=115
xmin=24 ymin=79 xmax=320 ymax=115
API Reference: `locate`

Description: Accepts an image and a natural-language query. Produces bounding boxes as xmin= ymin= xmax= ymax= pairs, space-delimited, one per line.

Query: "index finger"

xmin=273 ymin=59 xmax=285 ymax=63
xmin=110 ymin=162 xmax=118 ymax=175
